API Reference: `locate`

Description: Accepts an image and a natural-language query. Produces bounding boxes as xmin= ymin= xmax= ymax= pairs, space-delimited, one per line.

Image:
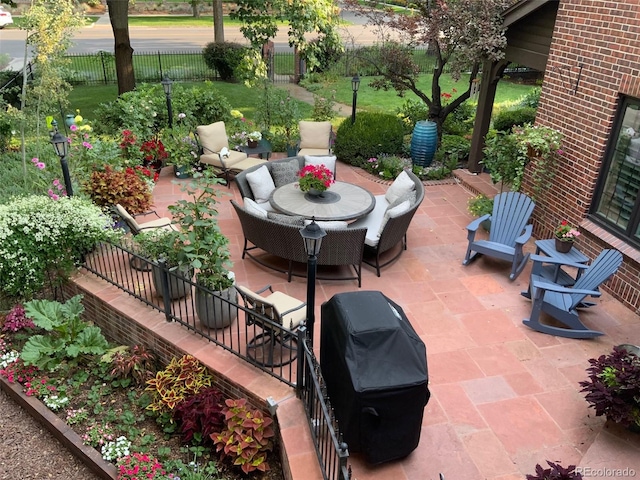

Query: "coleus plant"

xmin=526 ymin=461 xmax=583 ymax=480
xmin=211 ymin=398 xmax=275 ymax=474
xmin=172 ymin=386 xmax=225 ymax=444
xmin=579 ymin=345 xmax=640 ymax=429
xmin=145 ymin=354 xmax=214 ymax=413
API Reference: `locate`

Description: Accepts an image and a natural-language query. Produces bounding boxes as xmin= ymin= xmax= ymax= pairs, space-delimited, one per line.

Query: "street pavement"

xmin=0 ymin=10 xmax=382 ymax=71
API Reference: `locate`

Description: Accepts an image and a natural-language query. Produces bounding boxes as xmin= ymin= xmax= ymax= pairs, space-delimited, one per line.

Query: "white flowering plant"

xmin=0 ymin=195 xmax=122 ymax=298
xmin=101 ymin=435 xmax=132 ymax=462
xmin=247 ymin=131 xmax=262 ymax=142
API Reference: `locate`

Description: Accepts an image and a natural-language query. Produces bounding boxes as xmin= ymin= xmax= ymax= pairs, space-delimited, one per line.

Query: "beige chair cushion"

xmin=297 ymin=147 xmax=331 ymax=157
xmin=299 ymin=121 xmax=332 ymax=150
xmin=115 ymin=204 xmax=176 ymax=234
xmin=197 ymin=122 xmax=229 ymax=155
xmin=236 ymin=285 xmax=306 ymax=328
xmin=200 ymin=149 xmax=248 ymax=169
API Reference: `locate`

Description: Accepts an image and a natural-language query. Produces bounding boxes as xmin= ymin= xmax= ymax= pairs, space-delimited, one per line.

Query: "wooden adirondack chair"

xmin=462 ymin=191 xmax=535 ymax=280
xmin=522 ymin=249 xmax=623 ymax=338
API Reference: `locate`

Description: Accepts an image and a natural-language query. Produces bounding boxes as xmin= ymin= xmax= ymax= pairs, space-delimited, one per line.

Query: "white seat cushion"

xmin=304 ymin=155 xmax=337 ymax=177
xmin=244 ymin=198 xmax=268 ymax=218
xmin=349 ymin=195 xmax=389 ymax=247
xmin=385 ymin=170 xmax=415 ymax=204
xmin=303 ymin=219 xmax=348 ymax=230
xmin=245 ymin=165 xmax=276 ymax=203
xmin=378 ymin=199 xmax=411 ymax=237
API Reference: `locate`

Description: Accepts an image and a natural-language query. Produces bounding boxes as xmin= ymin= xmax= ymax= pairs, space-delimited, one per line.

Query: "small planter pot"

xmin=151 ymin=264 xmax=193 ymax=300
xmin=247 ymin=140 xmax=259 ymax=148
xmin=173 ymin=164 xmax=193 ymax=179
xmin=195 ymin=285 xmax=238 ymax=329
xmin=554 ymin=238 xmax=573 ymax=253
xmin=286 ymin=145 xmax=299 ymax=157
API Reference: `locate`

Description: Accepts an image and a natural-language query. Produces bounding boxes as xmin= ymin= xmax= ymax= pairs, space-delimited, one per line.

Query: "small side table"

xmin=239 ymin=139 xmax=272 ymax=160
xmin=534 ymin=238 xmax=589 ymax=286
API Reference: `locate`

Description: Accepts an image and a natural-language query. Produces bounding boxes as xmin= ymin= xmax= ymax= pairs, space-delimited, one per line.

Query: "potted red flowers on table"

xmin=554 ymin=220 xmax=580 ymax=253
xmin=297 ymin=164 xmax=334 ymax=196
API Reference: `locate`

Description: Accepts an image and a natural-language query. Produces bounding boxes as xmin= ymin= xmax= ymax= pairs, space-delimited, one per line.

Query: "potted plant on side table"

xmin=169 ymin=168 xmax=237 ymax=329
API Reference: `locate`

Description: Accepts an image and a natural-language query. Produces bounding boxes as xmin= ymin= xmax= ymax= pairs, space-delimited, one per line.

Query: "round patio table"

xmin=269 ymin=181 xmax=375 ymax=221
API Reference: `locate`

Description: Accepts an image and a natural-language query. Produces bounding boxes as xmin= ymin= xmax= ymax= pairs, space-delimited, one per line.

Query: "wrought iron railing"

xmin=296 ymin=326 xmax=351 ymax=480
xmin=82 ymin=240 xmax=352 ymax=480
xmin=81 ymin=240 xmax=298 ymax=387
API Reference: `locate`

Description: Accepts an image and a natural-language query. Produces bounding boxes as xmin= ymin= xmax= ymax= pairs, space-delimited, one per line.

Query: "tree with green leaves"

xmin=344 ymin=0 xmax=510 ymax=140
xmin=231 ymin=0 xmax=342 ymax=73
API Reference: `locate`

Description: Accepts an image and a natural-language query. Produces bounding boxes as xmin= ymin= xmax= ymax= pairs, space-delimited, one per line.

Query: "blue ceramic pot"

xmin=410 ymin=120 xmax=438 ymax=167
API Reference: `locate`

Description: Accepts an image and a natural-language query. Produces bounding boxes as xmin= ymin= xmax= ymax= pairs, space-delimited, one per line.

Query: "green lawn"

xmin=67 ymin=75 xmax=535 ymax=125
xmin=304 ymin=74 xmax=536 ymax=114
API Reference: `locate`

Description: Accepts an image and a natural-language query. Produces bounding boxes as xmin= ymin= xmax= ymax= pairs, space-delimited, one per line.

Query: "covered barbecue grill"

xmin=320 ymin=291 xmax=430 ymax=464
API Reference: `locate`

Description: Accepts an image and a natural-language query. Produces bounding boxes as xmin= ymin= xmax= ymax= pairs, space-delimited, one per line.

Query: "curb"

xmin=0 ymin=375 xmax=117 ymax=480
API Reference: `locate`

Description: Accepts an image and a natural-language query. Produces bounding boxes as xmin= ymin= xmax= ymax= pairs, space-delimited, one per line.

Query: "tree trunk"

xmin=191 ymin=0 xmax=200 ymax=18
xmin=107 ymin=0 xmax=135 ymax=95
xmin=213 ymin=0 xmax=224 ymax=43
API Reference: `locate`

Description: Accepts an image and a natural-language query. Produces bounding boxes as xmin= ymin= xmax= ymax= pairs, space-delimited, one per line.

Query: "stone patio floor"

xmin=78 ymin=157 xmax=640 ymax=480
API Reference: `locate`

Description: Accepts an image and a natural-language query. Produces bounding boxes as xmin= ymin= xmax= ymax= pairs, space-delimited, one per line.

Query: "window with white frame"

xmin=593 ymin=97 xmax=640 ymax=243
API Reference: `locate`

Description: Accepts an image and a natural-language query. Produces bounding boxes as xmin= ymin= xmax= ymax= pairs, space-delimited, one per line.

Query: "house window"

xmin=593 ymin=97 xmax=640 ymax=242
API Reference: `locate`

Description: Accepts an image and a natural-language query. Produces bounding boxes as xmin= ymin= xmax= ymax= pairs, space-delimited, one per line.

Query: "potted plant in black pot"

xmin=161 ymin=115 xmax=199 ymax=179
xmin=579 ymin=344 xmax=640 ymax=432
xmin=169 ymin=168 xmax=237 ymax=329
xmin=135 ymin=229 xmax=194 ymax=300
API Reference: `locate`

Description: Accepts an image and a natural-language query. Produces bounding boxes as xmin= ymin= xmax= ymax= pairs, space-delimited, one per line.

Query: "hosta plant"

xmin=20 ymin=295 xmax=109 ymax=371
xmin=579 ymin=345 xmax=640 ymax=429
xmin=211 ymin=398 xmax=275 ymax=474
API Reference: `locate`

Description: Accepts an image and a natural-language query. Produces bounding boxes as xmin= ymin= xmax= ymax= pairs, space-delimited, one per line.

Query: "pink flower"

xmin=83 ymin=141 xmax=93 ymax=149
xmin=70 ymin=124 xmax=78 ymax=131
xmin=36 ymin=162 xmax=45 ymax=170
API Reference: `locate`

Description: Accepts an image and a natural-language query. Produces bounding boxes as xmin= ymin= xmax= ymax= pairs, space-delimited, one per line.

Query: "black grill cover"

xmin=320 ymin=291 xmax=430 ymax=464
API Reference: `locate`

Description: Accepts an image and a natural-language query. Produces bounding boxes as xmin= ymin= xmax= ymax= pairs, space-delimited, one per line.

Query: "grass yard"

xmin=304 ymin=74 xmax=537 ymax=115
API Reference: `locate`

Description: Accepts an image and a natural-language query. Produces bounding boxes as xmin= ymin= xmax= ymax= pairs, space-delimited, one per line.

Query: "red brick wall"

xmin=523 ymin=0 xmax=640 ymax=313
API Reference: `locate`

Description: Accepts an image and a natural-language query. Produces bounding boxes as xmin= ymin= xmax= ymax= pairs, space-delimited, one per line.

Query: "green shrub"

xmin=303 ymin=37 xmax=343 ymax=74
xmin=202 ymin=42 xmax=248 ymax=81
xmin=434 ymin=134 xmax=471 ymax=165
xmin=333 ymin=112 xmax=405 ymax=164
xmin=481 ymin=130 xmax=524 ymax=189
xmin=443 ymin=101 xmax=475 ymax=136
xmin=0 ymin=195 xmax=120 ymax=298
xmin=93 ymin=83 xmax=232 ymax=138
xmin=492 ymin=107 xmax=536 ymax=133
xmin=396 ymin=99 xmax=429 ymax=135
xmin=518 ymin=86 xmax=541 ymax=108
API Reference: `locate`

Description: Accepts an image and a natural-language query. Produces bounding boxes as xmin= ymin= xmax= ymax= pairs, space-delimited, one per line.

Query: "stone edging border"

xmin=0 ymin=374 xmax=117 ymax=480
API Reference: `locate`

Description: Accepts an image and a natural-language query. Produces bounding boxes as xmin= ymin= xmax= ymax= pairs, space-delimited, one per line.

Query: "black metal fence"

xmin=81 ymin=239 xmax=298 ymax=387
xmin=81 ymin=239 xmax=353 ymax=480
xmin=296 ymin=326 xmax=351 ymax=480
xmin=63 ymin=46 xmax=439 ymax=86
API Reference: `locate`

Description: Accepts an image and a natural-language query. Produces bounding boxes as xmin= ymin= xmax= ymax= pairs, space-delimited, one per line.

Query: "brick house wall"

xmin=523 ymin=0 xmax=640 ymax=313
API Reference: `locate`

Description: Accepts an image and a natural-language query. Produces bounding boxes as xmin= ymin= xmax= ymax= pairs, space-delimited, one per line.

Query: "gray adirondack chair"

xmin=462 ymin=191 xmax=535 ymax=280
xmin=522 ymin=249 xmax=623 ymax=339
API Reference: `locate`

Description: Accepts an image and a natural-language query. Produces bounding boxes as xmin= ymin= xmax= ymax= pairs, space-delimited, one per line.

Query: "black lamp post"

xmin=299 ymin=218 xmax=326 ymax=347
xmin=161 ymin=75 xmax=173 ymax=128
xmin=50 ymin=123 xmax=73 ymax=197
xmin=351 ymin=73 xmax=360 ymax=125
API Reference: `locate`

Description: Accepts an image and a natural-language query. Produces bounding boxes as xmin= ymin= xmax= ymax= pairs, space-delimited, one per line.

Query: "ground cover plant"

xmin=0 ymin=299 xmax=284 ymax=480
